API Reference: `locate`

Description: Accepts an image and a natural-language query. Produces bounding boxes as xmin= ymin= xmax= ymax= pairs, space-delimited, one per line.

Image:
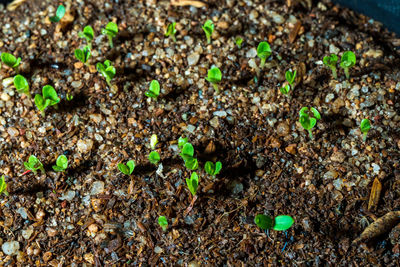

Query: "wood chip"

xmin=7 ymin=0 xmax=26 ymax=11
xmin=289 ymin=21 xmax=301 ymax=43
xmin=353 ymin=211 xmax=400 ymax=245
xmin=368 ymin=178 xmax=382 ymax=211
xmin=170 ymin=0 xmax=207 ymax=8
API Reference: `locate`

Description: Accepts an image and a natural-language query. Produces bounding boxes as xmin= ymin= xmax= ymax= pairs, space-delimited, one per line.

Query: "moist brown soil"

xmin=0 ymin=0 xmax=400 ymax=265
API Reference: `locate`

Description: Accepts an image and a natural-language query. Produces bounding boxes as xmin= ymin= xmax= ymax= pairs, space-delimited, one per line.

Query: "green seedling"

xmin=285 ymin=70 xmax=296 ymax=86
xmin=254 ymin=214 xmax=294 ymax=231
xmin=235 ymin=37 xmax=243 ymax=49
xmin=323 ymin=54 xmax=338 ymax=79
xmin=158 ymin=216 xmax=168 ymax=231
xmin=299 ymin=107 xmax=321 ymax=139
xmin=66 ymin=93 xmax=73 ymax=101
xmin=102 ymin=22 xmax=118 ymax=48
xmin=34 ymin=85 xmax=60 ymax=117
xmin=96 ymin=60 xmax=116 ymax=87
xmin=74 ymin=45 xmax=91 ymax=65
xmin=1 ymin=52 xmax=21 ymax=72
xmin=14 ymin=74 xmax=31 ymax=97
xmin=186 ymin=172 xmax=199 ymax=196
xmin=149 ymin=151 xmax=160 ymax=165
xmin=178 ymin=136 xmax=188 ymax=149
xmin=360 ymin=118 xmax=371 ymax=142
xmin=145 ymin=80 xmax=160 ymax=99
xmin=165 ymin=22 xmax=177 ymax=42
xmin=340 ymin=51 xmax=356 ymax=80
xmin=180 ymin=143 xmax=194 ymax=162
xmin=52 ymin=155 xmax=68 ymax=172
xmin=202 ymin=20 xmax=214 ymax=44
xmin=204 ymin=161 xmax=222 ymax=177
xmin=205 ymin=67 xmax=222 ymax=92
xmin=257 ymin=41 xmax=271 ymax=69
xmin=0 ymin=175 xmax=9 ymax=197
xmin=118 ymin=160 xmax=135 ymax=175
xmin=185 ymin=157 xmax=198 ymax=171
xmin=78 ymin=26 xmax=94 ymax=48
xmin=50 ymin=5 xmax=66 ymax=23
xmin=280 ymin=84 xmax=290 ymax=95
xmin=24 ymin=155 xmax=45 ymax=175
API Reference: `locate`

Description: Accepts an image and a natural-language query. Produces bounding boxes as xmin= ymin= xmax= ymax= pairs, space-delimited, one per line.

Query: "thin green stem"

xmin=41 ymin=111 xmax=45 ymax=117
xmin=260 ymin=58 xmax=266 ymax=69
xmin=363 ymin=132 xmax=367 ymax=142
xmin=206 ymin=35 xmax=211 ymax=44
xmin=212 ymin=83 xmax=219 ymax=93
xmin=331 ymin=67 xmax=337 ymax=79
xmin=344 ymin=68 xmax=350 ymax=80
xmin=308 ymin=130 xmax=313 ymax=140
xmin=108 ymin=36 xmax=114 ymax=48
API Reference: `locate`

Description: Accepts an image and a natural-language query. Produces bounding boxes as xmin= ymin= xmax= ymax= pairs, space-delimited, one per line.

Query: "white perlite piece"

xmin=2 ymin=241 xmax=20 ymax=255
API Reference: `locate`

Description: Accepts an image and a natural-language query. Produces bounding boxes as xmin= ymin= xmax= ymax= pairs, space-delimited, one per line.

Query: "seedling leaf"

xmin=14 ymin=74 xmax=30 ymax=96
xmin=257 ymin=42 xmax=271 ymax=68
xmin=186 ymin=172 xmax=199 ymax=196
xmin=149 ymin=151 xmax=160 ymax=165
xmin=254 ymin=214 xmax=273 ymax=230
xmin=145 ymin=80 xmax=160 ymax=99
xmin=272 ymin=215 xmax=294 ymax=231
xmin=158 ymin=216 xmax=168 ymax=231
xmin=0 ymin=175 xmax=9 ymax=196
xmin=202 ymin=20 xmax=214 ymax=44
xmin=50 ymin=5 xmax=66 ymax=22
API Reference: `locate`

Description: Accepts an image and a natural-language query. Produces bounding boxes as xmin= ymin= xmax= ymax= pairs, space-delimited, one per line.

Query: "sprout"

xmin=49 ymin=5 xmax=66 ymax=23
xmin=185 ymin=157 xmax=198 ymax=170
xmin=96 ymin=60 xmax=116 ymax=87
xmin=235 ymin=37 xmax=243 ymax=49
xmin=13 ymin=74 xmax=31 ymax=97
xmin=150 ymin=134 xmax=158 ymax=150
xmin=78 ymin=26 xmax=94 ymax=48
xmin=255 ymin=214 xmax=294 ymax=231
xmin=179 ymin=142 xmax=198 ymax=170
xmin=24 ymin=155 xmax=45 ymax=175
xmin=66 ymin=93 xmax=73 ymax=101
xmin=340 ymin=51 xmax=356 ymax=80
xmin=1 ymin=52 xmax=21 ymax=72
xmin=52 ymin=155 xmax=68 ymax=172
xmin=205 ymin=67 xmax=222 ymax=93
xmin=101 ymin=22 xmax=118 ymax=48
xmin=323 ymin=54 xmax=338 ymax=79
xmin=118 ymin=160 xmax=135 ymax=175
xmin=178 ymin=136 xmax=188 ymax=149
xmin=202 ymin=20 xmax=214 ymax=44
xmin=74 ymin=45 xmax=91 ymax=65
xmin=0 ymin=175 xmax=9 ymax=197
xmin=285 ymin=70 xmax=296 ymax=86
xmin=186 ymin=172 xmax=199 ymax=196
xmin=254 ymin=214 xmax=274 ymax=230
xmin=149 ymin=151 xmax=160 ymax=165
xmin=257 ymin=41 xmax=271 ymax=69
xmin=158 ymin=216 xmax=168 ymax=231
xmin=145 ymin=80 xmax=160 ymax=100
xmin=299 ymin=107 xmax=321 ymax=139
xmin=34 ymin=85 xmax=60 ymax=117
xmin=360 ymin=118 xmax=371 ymax=142
xmin=280 ymin=84 xmax=290 ymax=95
xmin=204 ymin=161 xmax=222 ymax=177
xmin=165 ymin=22 xmax=177 ymax=42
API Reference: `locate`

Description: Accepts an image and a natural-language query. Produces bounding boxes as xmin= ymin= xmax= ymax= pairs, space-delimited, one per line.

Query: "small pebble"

xmin=2 ymin=241 xmax=20 ymax=256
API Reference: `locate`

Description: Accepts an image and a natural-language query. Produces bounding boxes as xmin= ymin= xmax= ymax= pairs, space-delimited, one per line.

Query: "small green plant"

xmin=178 ymin=136 xmax=188 ymax=149
xmin=102 ymin=22 xmax=118 ymax=48
xmin=66 ymin=93 xmax=73 ymax=101
xmin=280 ymin=84 xmax=290 ymax=95
xmin=204 ymin=161 xmax=222 ymax=177
xmin=165 ymin=22 xmax=177 ymax=42
xmin=14 ymin=74 xmax=31 ymax=97
xmin=235 ymin=37 xmax=243 ymax=49
xmin=52 ymin=155 xmax=68 ymax=172
xmin=0 ymin=175 xmax=9 ymax=197
xmin=360 ymin=118 xmax=371 ymax=142
xmin=1 ymin=52 xmax=21 ymax=72
xmin=96 ymin=60 xmax=116 ymax=87
xmin=149 ymin=151 xmax=160 ymax=165
xmin=24 ymin=155 xmax=45 ymax=174
xmin=340 ymin=51 xmax=356 ymax=80
xmin=205 ymin=67 xmax=222 ymax=93
xmin=145 ymin=80 xmax=160 ymax=99
xmin=158 ymin=216 xmax=168 ymax=231
xmin=257 ymin=41 xmax=271 ymax=69
xmin=254 ymin=214 xmax=294 ymax=231
xmin=34 ymin=85 xmax=60 ymax=117
xmin=299 ymin=107 xmax=321 ymax=139
xmin=202 ymin=20 xmax=214 ymax=44
xmin=118 ymin=160 xmax=135 ymax=175
xmin=179 ymin=142 xmax=198 ymax=170
xmin=50 ymin=5 xmax=66 ymax=23
xmin=78 ymin=26 xmax=94 ymax=48
xmin=186 ymin=172 xmax=199 ymax=196
xmin=185 ymin=157 xmax=199 ymax=170
xmin=323 ymin=54 xmax=338 ymax=79
xmin=285 ymin=70 xmax=296 ymax=87
xmin=74 ymin=45 xmax=91 ymax=65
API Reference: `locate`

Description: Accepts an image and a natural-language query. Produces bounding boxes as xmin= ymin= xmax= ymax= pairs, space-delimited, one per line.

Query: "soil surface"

xmin=0 ymin=0 xmax=400 ymax=266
